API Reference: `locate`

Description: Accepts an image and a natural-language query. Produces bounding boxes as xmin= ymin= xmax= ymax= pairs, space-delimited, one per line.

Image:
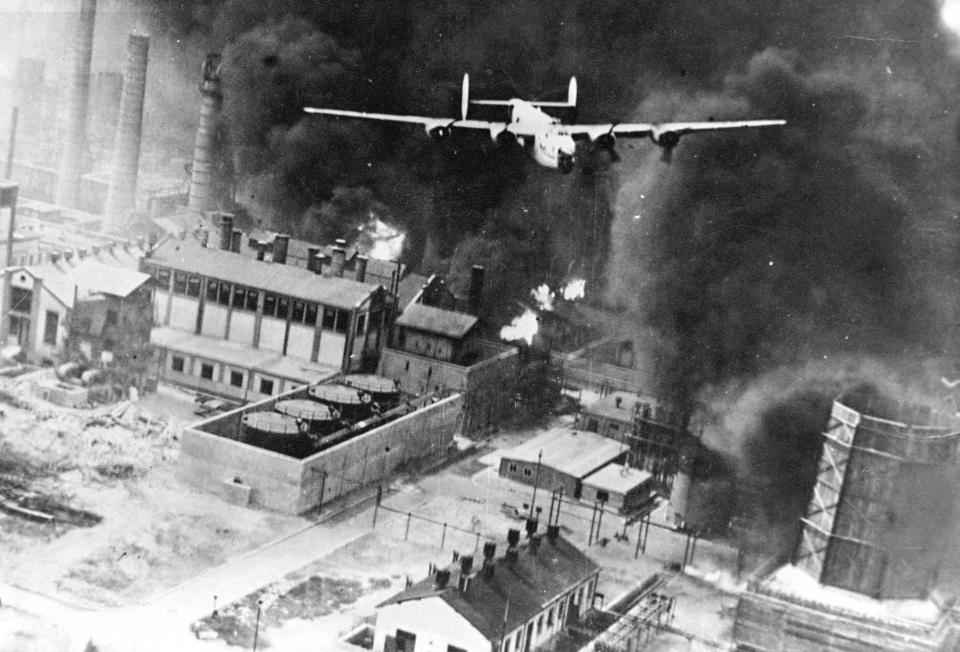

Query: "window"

xmin=395 ymin=630 xmax=416 ymax=652
xmin=355 ymin=314 xmax=366 ymax=334
xmin=277 ymin=296 xmax=289 ymax=318
xmin=105 ymin=310 xmax=118 ymax=327
xmin=509 ymin=463 xmax=518 ymax=472
xmin=10 ymin=287 xmax=32 ymax=312
xmin=503 ymin=638 xmax=512 ymax=652
xmin=547 ymin=606 xmax=554 ymax=627
xmin=171 ymin=355 xmax=185 ymax=372
xmin=200 ymin=363 xmax=214 ymax=380
xmin=217 ymin=283 xmax=231 ymax=305
xmin=404 ymin=360 xmax=409 ymax=371
xmin=523 ymin=467 xmax=532 ymax=477
xmin=322 ymin=307 xmax=336 ymax=330
xmin=186 ymin=275 xmax=202 ymax=297
xmin=207 ymin=280 xmax=220 ymax=302
xmin=537 ymin=615 xmax=543 ymax=634
xmin=587 ymin=418 xmax=598 ymax=432
xmin=304 ymin=303 xmax=318 ymax=325
xmin=597 ymin=490 xmax=609 ymax=503
xmin=173 ymin=272 xmax=187 ymax=294
xmin=245 ymin=289 xmax=258 ymax=311
xmin=230 ymin=370 xmax=244 ymax=388
xmin=232 ymin=286 xmax=246 ymax=309
xmin=291 ymin=300 xmax=305 ymax=322
xmin=259 ymin=378 xmax=274 ymax=395
xmin=448 ymin=646 xmax=467 ymax=652
xmin=263 ymin=293 xmax=278 ymax=317
xmin=156 ymin=268 xmax=171 ymax=286
xmin=42 ymin=311 xmax=58 ymax=345
xmin=335 ymin=309 xmax=349 ymax=333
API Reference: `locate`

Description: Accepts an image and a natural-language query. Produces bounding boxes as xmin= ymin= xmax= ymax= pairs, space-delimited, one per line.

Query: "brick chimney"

xmin=273 ymin=233 xmax=289 ymax=265
xmin=468 ymin=265 xmax=485 ymax=315
xmin=187 ymin=53 xmax=222 ymax=212
xmin=355 ymin=255 xmax=368 ymax=283
xmin=330 ymin=239 xmax=347 ymax=277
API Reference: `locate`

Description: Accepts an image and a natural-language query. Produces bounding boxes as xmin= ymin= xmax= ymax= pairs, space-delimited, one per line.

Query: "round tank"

xmin=274 ymin=399 xmax=339 ymax=436
xmin=240 ymin=411 xmax=312 ymax=458
xmin=797 ymin=390 xmax=960 ymax=599
xmin=343 ymin=374 xmax=401 ymax=409
xmin=309 ymin=383 xmax=370 ymax=419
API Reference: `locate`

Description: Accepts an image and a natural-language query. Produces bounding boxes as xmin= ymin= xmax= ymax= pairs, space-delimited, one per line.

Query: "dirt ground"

xmin=0 ymin=377 xmax=308 ymax=608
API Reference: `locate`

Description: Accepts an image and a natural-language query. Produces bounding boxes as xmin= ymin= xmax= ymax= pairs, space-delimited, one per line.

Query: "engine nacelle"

xmin=651 ymin=129 xmax=681 ymax=150
xmin=494 ymin=130 xmax=517 ymax=147
xmin=427 ymin=125 xmax=451 ymax=141
xmin=594 ymin=133 xmax=616 ymax=150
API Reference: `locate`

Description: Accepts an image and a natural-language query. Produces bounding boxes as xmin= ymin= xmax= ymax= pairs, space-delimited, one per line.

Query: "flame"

xmin=531 ymin=284 xmax=555 ymax=311
xmin=561 ymin=278 xmax=586 ymax=301
xmin=943 ymin=0 xmax=960 ymax=36
xmin=499 ymin=308 xmax=539 ymax=344
xmin=358 ymin=218 xmax=406 ymax=261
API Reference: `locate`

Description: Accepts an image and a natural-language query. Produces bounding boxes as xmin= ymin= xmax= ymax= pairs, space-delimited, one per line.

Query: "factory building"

xmin=378 ymin=270 xmax=519 ymax=435
xmin=373 ymin=528 xmax=600 ymax=652
xmin=498 ymin=427 xmax=626 ymax=499
xmin=178 ymin=377 xmax=462 ymax=513
xmin=733 ymin=391 xmax=960 ymax=651
xmin=579 ymin=464 xmax=654 ymax=514
xmin=143 ymin=234 xmax=392 ymax=400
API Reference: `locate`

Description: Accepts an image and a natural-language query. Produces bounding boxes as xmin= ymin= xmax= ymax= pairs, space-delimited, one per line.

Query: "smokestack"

xmin=231 ymin=228 xmax=242 ymax=253
xmin=507 ymin=528 xmax=521 ymax=548
xmin=331 ymin=239 xmax=347 ymax=278
xmin=56 ymin=0 xmax=96 ymax=208
xmin=90 ymin=71 xmax=122 ymax=153
xmin=468 ymin=265 xmax=485 ymax=315
xmin=355 ymin=255 xmax=368 ymax=283
xmin=188 ymin=53 xmax=222 ymax=213
xmin=481 ymin=542 xmax=496 ymax=578
xmin=433 ymin=568 xmax=450 ymax=589
xmin=103 ymin=33 xmax=149 ymax=232
xmin=273 ymin=234 xmax=290 ymax=265
xmin=306 ymin=246 xmax=320 ymax=273
xmin=219 ymin=212 xmax=234 ymax=250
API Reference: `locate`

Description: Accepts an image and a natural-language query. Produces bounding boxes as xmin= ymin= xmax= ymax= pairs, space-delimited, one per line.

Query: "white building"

xmin=374 ymin=529 xmax=600 ymax=652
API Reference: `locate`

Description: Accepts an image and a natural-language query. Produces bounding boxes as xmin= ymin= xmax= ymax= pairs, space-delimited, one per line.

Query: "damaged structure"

xmin=734 ymin=390 xmax=960 ymax=651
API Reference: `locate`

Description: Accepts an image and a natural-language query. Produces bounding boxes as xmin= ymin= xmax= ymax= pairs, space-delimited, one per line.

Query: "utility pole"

xmin=528 ymin=450 xmax=543 ymax=520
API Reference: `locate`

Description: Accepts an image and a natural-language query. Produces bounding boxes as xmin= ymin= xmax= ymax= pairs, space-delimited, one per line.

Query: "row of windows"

xmin=170 ymin=355 xmax=276 ymax=394
xmin=153 ymin=267 xmax=362 ymax=333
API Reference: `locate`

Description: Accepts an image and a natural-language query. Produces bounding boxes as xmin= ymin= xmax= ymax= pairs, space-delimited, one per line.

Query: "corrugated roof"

xmin=24 ymin=249 xmax=148 ymax=307
xmin=380 ymin=535 xmax=599 ymax=640
xmin=396 ymin=302 xmax=477 ymax=339
xmin=148 ymin=239 xmax=376 ymax=310
xmin=501 ymin=428 xmax=625 ymax=479
xmin=582 ymin=464 xmax=652 ymax=495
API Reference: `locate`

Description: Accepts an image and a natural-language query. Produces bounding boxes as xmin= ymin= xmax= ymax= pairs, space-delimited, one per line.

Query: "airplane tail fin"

xmin=525 ymin=77 xmax=578 ymax=112
xmin=461 ymin=73 xmax=469 ymax=120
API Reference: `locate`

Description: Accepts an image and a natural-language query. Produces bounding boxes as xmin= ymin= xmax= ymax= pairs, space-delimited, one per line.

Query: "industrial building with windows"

xmin=373 ymin=527 xmax=600 ymax=652
xmin=144 ymin=232 xmax=392 ymax=401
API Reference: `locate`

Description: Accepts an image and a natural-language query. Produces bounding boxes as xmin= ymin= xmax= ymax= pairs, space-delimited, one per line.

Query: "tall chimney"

xmin=103 ymin=33 xmax=149 ymax=233
xmin=56 ymin=0 xmax=97 ymax=208
xmin=273 ymin=233 xmax=289 ymax=265
xmin=306 ymin=246 xmax=320 ymax=273
xmin=187 ymin=53 xmax=222 ymax=212
xmin=331 ymin=239 xmax=347 ymax=278
xmin=90 ymin=71 xmax=122 ymax=158
xmin=355 ymin=255 xmax=368 ymax=283
xmin=219 ymin=212 xmax=234 ymax=250
xmin=468 ymin=265 xmax=485 ymax=315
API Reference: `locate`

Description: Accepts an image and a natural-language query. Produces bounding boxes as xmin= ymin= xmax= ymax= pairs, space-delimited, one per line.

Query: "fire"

xmin=358 ymin=218 xmax=405 ymax=261
xmin=944 ymin=0 xmax=960 ymax=35
xmin=530 ymin=284 xmax=555 ymax=311
xmin=561 ymin=278 xmax=586 ymax=301
xmin=499 ymin=308 xmax=539 ymax=345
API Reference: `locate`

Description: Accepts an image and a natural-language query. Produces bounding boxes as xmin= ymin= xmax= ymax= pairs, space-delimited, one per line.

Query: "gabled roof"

xmin=501 ymin=428 xmax=625 ymax=480
xmin=147 ymin=239 xmax=376 ymax=310
xmin=379 ymin=535 xmax=599 ymax=641
xmin=21 ymin=248 xmax=148 ymax=308
xmin=396 ymin=302 xmax=477 ymax=339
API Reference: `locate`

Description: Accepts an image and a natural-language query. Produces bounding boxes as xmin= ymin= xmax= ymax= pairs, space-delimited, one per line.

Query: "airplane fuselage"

xmin=502 ymin=100 xmax=576 ymax=172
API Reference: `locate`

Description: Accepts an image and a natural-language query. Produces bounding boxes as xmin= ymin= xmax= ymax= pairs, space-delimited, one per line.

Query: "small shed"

xmin=580 ymin=464 xmax=654 ymax=513
xmin=498 ymin=428 xmax=625 ymax=499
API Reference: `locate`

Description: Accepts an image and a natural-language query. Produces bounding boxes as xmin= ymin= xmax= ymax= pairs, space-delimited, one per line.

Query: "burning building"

xmin=733 ymin=389 xmax=960 ymax=651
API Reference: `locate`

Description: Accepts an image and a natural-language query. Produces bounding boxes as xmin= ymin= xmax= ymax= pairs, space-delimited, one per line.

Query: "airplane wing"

xmin=304 ymin=107 xmax=506 ymax=134
xmin=568 ymin=119 xmax=786 ymax=141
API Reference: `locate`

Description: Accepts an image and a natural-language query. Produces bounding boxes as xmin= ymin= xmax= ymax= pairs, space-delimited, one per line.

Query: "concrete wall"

xmin=177 ymin=392 xmax=462 ymax=514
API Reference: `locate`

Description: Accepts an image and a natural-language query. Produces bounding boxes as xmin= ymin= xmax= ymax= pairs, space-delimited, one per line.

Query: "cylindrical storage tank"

xmin=103 ymin=33 xmax=149 ymax=233
xmin=796 ymin=390 xmax=960 ymax=599
xmin=309 ymin=383 xmax=370 ymax=420
xmin=56 ymin=0 xmax=97 ymax=208
xmin=342 ymin=374 xmax=400 ymax=410
xmin=240 ymin=411 xmax=311 ymax=458
xmin=274 ymin=399 xmax=339 ymax=437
